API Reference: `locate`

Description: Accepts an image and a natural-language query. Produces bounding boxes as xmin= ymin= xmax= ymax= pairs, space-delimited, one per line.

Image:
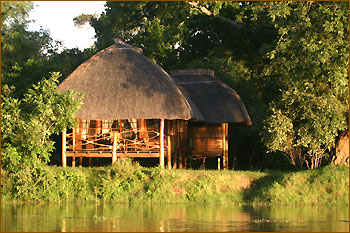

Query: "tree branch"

xmin=188 ymin=1 xmax=276 ymax=35
xmin=188 ymin=1 xmax=245 ymax=30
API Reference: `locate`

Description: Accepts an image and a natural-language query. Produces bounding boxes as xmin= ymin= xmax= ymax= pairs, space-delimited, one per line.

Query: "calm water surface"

xmin=1 ymin=203 xmax=349 ymax=232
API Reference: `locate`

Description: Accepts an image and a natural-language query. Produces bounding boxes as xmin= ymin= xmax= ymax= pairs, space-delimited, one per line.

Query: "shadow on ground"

xmin=243 ymin=171 xmax=286 ymax=203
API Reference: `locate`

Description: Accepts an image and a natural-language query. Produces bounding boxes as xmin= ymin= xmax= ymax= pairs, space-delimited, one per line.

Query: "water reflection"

xmin=1 ymin=203 xmax=349 ymax=232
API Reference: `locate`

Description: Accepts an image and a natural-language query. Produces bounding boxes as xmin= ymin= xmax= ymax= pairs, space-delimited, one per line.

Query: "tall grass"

xmin=1 ymin=159 xmax=348 ymax=205
xmin=247 ymin=165 xmax=349 ymax=205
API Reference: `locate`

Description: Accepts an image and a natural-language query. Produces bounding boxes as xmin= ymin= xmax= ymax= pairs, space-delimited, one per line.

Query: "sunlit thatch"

xmin=57 ymin=40 xmax=200 ymax=120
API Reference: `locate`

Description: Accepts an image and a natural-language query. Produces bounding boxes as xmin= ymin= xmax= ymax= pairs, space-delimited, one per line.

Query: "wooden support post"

xmin=222 ymin=123 xmax=229 ymax=170
xmin=179 ymin=155 xmax=183 ymax=169
xmin=224 ymin=123 xmax=229 ymax=169
xmin=184 ymin=157 xmax=187 ymax=169
xmin=72 ymin=128 xmax=76 ymax=168
xmin=173 ymin=155 xmax=177 ymax=169
xmin=61 ymin=219 xmax=66 ymax=232
xmin=202 ymin=157 xmax=206 ymax=170
xmin=222 ymin=123 xmax=226 ymax=169
xmin=89 ymin=158 xmax=92 ymax=168
xmin=73 ymin=127 xmax=76 ymax=150
xmin=79 ymin=157 xmax=83 ymax=168
xmin=174 ymin=125 xmax=180 ymax=169
xmin=167 ymin=136 xmax=172 ymax=169
xmin=76 ymin=119 xmax=82 ymax=150
xmin=159 ymin=119 xmax=165 ymax=168
xmin=62 ymin=128 xmax=67 ymax=168
xmin=112 ymin=132 xmax=117 ymax=164
xmin=96 ymin=120 xmax=102 ymax=135
xmin=218 ymin=157 xmax=221 ymax=170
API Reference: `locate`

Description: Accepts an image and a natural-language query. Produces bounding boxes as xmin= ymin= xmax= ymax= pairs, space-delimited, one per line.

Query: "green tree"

xmin=90 ymin=1 xmax=192 ymax=68
xmin=86 ymin=1 xmax=275 ymax=69
xmin=259 ymin=1 xmax=349 ymax=169
xmin=1 ymin=1 xmax=62 ymax=98
xmin=45 ymin=47 xmax=97 ymax=81
xmin=1 ymin=73 xmax=84 ymax=172
xmin=1 ymin=1 xmax=95 ymax=172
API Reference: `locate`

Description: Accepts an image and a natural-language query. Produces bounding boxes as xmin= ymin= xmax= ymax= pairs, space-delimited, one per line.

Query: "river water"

xmin=1 ymin=203 xmax=349 ymax=232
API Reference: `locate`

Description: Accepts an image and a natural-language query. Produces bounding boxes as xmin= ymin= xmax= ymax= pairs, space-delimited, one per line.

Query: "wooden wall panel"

xmin=189 ymin=138 xmax=223 ymax=156
xmin=187 ymin=125 xmax=224 ymax=138
xmin=185 ymin=122 xmax=224 ymax=158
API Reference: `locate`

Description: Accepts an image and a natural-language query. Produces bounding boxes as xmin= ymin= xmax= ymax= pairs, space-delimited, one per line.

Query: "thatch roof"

xmin=170 ymin=69 xmax=252 ymax=125
xmin=57 ymin=39 xmax=203 ymax=120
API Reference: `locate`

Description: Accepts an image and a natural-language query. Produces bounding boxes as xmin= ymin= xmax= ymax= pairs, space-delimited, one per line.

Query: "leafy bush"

xmin=1 ymin=72 xmax=83 ymax=171
xmin=97 ymin=159 xmax=147 ymax=202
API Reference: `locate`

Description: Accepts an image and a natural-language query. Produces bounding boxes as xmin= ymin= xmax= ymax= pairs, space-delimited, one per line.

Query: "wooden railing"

xmin=66 ymin=128 xmax=166 ymax=152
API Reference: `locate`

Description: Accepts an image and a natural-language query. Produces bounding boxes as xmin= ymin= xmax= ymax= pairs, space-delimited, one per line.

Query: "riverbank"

xmin=1 ymin=159 xmax=348 ymax=205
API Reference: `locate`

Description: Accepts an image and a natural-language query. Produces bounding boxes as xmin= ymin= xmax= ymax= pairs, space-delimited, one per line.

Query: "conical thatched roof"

xmin=57 ymin=39 xmax=202 ymax=120
xmin=170 ymin=69 xmax=252 ymax=125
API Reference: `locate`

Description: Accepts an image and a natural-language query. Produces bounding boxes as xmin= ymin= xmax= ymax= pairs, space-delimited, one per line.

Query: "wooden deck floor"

xmin=65 ymin=151 xmax=160 ymax=158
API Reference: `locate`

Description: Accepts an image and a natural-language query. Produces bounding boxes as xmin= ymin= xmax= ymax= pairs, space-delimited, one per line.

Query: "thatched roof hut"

xmin=171 ymin=69 xmax=252 ymax=125
xmin=57 ymin=40 xmax=250 ymax=125
xmin=58 ymin=40 xmax=252 ymax=169
xmin=57 ymin=39 xmax=203 ymax=120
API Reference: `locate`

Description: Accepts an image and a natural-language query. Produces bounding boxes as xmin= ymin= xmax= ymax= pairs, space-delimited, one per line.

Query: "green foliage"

xmin=97 ymin=159 xmax=146 ymax=202
xmin=3 ymin=165 xmax=347 ymax=205
xmin=3 ymin=49 xmax=92 ymax=99
xmin=1 ymin=1 xmax=33 ymax=26
xmin=143 ymin=166 xmax=176 ymax=202
xmin=249 ymin=165 xmax=349 ymax=205
xmin=1 ymin=73 xmax=83 ymax=171
xmin=1 ymin=161 xmax=94 ymax=202
xmin=1 ymin=2 xmax=93 ymax=99
xmin=1 ymin=1 xmax=60 ymax=65
xmin=49 ymin=47 xmax=97 ymax=79
xmin=1 ymin=1 xmax=35 ymax=65
xmin=73 ymin=13 xmax=98 ymax=28
xmin=259 ymin=1 xmax=349 ymax=169
xmin=90 ymin=1 xmax=192 ymax=68
xmin=89 ymin=1 xmax=272 ymax=70
xmin=1 ymin=1 xmax=63 ymax=99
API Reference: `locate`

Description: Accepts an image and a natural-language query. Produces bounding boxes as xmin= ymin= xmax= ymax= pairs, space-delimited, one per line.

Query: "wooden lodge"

xmin=57 ymin=39 xmax=251 ymax=169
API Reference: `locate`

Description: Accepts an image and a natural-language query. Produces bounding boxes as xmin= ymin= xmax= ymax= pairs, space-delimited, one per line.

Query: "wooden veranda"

xmin=62 ymin=119 xmax=170 ymax=168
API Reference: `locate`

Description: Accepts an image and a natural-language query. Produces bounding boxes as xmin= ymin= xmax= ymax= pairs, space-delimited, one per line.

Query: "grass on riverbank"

xmin=1 ymin=159 xmax=349 ymax=205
